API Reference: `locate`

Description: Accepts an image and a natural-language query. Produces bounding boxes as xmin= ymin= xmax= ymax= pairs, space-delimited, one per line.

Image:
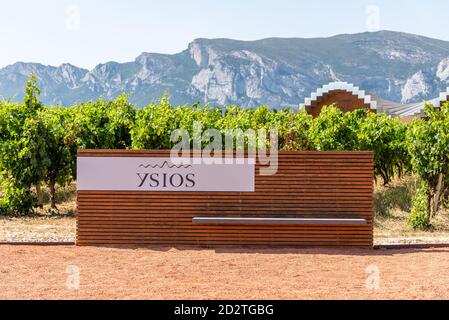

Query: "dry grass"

xmin=0 ymin=183 xmax=76 ymax=242
xmin=374 ymin=176 xmax=449 ymax=244
xmin=34 ymin=183 xmax=77 ymax=217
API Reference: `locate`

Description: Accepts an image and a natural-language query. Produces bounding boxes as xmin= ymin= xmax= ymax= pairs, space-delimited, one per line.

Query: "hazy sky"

xmin=0 ymin=0 xmax=448 ymax=69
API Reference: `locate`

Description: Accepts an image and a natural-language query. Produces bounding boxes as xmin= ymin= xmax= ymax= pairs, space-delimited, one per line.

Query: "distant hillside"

xmin=1 ymin=31 xmax=449 ymax=108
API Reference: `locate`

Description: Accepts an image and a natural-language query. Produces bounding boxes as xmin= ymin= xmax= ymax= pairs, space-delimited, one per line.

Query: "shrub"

xmin=282 ymin=110 xmax=313 ymax=151
xmin=73 ymin=93 xmax=136 ymax=150
xmin=409 ymin=181 xmax=433 ymax=230
xmin=0 ymin=76 xmax=440 ymax=219
xmin=358 ymin=112 xmax=410 ymax=185
xmin=407 ymin=102 xmax=449 ymax=218
xmin=39 ymin=107 xmax=78 ymax=209
xmin=307 ymin=106 xmax=363 ymax=151
xmin=0 ymin=76 xmax=49 ymax=214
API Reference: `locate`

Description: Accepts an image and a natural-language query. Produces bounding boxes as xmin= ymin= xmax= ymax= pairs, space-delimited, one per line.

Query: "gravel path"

xmin=0 ymin=217 xmax=75 ymax=242
xmin=0 ymin=245 xmax=448 ymax=299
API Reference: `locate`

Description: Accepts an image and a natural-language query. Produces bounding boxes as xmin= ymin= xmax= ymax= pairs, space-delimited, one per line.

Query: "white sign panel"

xmin=77 ymin=157 xmax=255 ymax=192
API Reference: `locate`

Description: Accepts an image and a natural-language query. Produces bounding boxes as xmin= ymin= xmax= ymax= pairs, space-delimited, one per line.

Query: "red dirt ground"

xmin=0 ymin=245 xmax=448 ymax=300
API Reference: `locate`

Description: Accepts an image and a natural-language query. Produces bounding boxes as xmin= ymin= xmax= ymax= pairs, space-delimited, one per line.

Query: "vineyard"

xmin=1 ymin=76 xmax=449 ymax=230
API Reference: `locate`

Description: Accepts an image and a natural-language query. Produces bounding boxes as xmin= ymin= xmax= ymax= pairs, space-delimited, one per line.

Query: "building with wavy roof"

xmin=300 ymin=81 xmax=449 ymax=121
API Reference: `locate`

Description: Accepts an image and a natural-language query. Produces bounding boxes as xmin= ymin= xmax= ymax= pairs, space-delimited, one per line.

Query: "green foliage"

xmin=409 ymin=180 xmax=433 ymax=230
xmin=407 ymin=102 xmax=449 ymax=216
xmin=0 ymin=79 xmax=137 ymax=214
xmin=131 ymin=96 xmax=217 ymax=150
xmin=38 ymin=107 xmax=78 ymax=208
xmin=306 ymin=106 xmax=410 ymax=185
xmin=358 ymin=112 xmax=410 ymax=185
xmin=0 ymin=76 xmax=50 ymax=214
xmin=280 ymin=110 xmax=313 ymax=151
xmin=0 ymin=77 xmax=447 ymax=222
xmin=23 ymin=74 xmax=43 ymax=113
xmin=0 ymin=182 xmax=37 ymax=216
xmin=73 ymin=93 xmax=136 ymax=150
xmin=307 ymin=106 xmax=364 ymax=151
xmin=130 ymin=98 xmax=302 ymax=151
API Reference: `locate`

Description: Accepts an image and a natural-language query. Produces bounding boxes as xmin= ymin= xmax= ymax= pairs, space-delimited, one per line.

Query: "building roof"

xmin=440 ymin=87 xmax=449 ymax=105
xmin=375 ymin=97 xmax=441 ymax=117
xmin=300 ymin=82 xmax=447 ymax=117
xmin=299 ymin=81 xmax=377 ymax=110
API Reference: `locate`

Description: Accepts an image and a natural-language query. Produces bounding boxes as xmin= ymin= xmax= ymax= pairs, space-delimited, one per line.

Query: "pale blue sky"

xmin=0 ymin=0 xmax=447 ymax=69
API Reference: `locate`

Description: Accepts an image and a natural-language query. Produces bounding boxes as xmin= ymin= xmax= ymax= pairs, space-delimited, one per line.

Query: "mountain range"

xmin=1 ymin=30 xmax=449 ymax=108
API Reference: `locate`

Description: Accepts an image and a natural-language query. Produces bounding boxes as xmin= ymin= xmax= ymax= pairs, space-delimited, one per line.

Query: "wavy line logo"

xmin=138 ymin=161 xmax=192 ymax=169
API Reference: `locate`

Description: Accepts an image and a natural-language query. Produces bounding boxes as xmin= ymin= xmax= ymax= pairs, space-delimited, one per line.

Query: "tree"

xmin=357 ymin=112 xmax=410 ymax=185
xmin=39 ymin=107 xmax=78 ymax=209
xmin=0 ymin=75 xmax=50 ymax=214
xmin=74 ymin=94 xmax=136 ymax=150
xmin=307 ymin=106 xmax=364 ymax=151
xmin=306 ymin=106 xmax=410 ymax=185
xmin=407 ymin=102 xmax=449 ymax=219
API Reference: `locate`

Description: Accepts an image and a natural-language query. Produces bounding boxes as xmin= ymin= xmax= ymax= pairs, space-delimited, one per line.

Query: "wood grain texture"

xmin=77 ymin=150 xmax=374 ymax=248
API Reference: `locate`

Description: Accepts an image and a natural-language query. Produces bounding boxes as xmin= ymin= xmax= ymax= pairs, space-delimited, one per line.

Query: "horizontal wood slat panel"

xmin=77 ymin=150 xmax=374 ymax=248
xmin=75 ymin=241 xmax=373 ymax=247
xmin=77 ymin=227 xmax=372 ymax=233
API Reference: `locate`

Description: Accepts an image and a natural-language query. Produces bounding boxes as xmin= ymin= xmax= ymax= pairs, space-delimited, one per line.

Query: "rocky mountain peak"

xmin=1 ymin=31 xmax=449 ymax=107
xmin=437 ymin=57 xmax=449 ymax=82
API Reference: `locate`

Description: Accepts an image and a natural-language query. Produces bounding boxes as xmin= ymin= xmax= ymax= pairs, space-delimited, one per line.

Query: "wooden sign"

xmin=76 ymin=150 xmax=374 ymax=248
xmin=77 ymin=157 xmax=255 ymax=192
